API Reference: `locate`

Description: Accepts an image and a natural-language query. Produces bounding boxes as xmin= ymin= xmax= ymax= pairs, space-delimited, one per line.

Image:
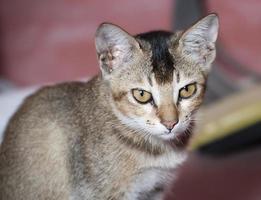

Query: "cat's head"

xmin=95 ymin=14 xmax=218 ymax=145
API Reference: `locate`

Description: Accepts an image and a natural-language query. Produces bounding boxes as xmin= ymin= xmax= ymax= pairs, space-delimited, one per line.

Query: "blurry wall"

xmin=207 ymin=0 xmax=261 ymax=75
xmin=0 ymin=0 xmax=173 ymax=86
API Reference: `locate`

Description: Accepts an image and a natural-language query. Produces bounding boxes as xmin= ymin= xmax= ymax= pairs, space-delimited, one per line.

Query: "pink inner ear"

xmin=95 ymin=25 xmax=140 ymax=75
xmin=98 ymin=50 xmax=115 ymax=74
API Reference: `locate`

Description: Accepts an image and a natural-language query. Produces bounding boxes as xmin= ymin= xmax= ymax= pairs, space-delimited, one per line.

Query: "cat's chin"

xmin=157 ymin=132 xmax=176 ymax=140
xmin=156 ymin=131 xmax=192 ymax=149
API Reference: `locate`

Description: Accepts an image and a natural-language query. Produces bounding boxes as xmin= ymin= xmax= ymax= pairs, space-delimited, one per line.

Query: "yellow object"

xmin=189 ymin=84 xmax=261 ymax=150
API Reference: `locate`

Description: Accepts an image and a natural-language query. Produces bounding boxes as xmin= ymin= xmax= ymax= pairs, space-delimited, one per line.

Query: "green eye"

xmin=132 ymin=89 xmax=152 ymax=104
xmin=179 ymin=83 xmax=197 ymax=99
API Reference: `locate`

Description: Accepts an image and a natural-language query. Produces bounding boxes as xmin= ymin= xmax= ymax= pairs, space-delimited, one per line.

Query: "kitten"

xmin=0 ymin=14 xmax=218 ymax=200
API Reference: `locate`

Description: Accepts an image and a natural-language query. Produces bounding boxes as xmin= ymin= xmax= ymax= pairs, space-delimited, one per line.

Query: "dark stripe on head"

xmin=136 ymin=31 xmax=175 ymax=84
xmin=176 ymin=70 xmax=180 ymax=83
xmin=148 ymin=75 xmax=153 ymax=86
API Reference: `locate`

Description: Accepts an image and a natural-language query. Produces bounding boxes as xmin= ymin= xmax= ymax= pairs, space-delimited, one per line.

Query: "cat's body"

xmin=0 ymin=14 xmax=219 ymax=200
xmin=0 ymin=79 xmax=183 ymax=199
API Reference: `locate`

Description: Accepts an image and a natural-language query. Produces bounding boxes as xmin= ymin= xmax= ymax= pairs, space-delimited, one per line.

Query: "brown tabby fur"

xmin=0 ymin=14 xmax=218 ymax=200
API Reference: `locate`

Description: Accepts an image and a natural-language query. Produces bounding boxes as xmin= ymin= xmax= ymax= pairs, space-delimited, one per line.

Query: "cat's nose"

xmin=161 ymin=120 xmax=178 ymax=131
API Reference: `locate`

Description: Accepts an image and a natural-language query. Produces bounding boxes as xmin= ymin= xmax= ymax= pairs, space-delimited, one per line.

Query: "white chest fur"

xmin=125 ymin=151 xmax=187 ymax=200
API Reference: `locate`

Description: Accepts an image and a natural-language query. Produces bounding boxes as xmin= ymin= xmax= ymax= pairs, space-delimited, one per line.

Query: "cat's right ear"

xmin=178 ymin=14 xmax=219 ymax=72
xmin=95 ymin=23 xmax=140 ymax=78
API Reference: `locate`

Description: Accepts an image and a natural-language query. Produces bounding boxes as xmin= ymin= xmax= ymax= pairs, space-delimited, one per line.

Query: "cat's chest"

xmin=125 ymin=151 xmax=187 ymax=200
xmin=125 ymin=168 xmax=172 ymax=200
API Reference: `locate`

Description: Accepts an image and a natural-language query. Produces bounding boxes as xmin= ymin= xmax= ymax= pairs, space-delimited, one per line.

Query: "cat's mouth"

xmin=158 ymin=131 xmax=191 ymax=149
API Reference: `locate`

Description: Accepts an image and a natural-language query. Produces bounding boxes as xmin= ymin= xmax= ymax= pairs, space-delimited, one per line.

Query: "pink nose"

xmin=161 ymin=120 xmax=178 ymax=130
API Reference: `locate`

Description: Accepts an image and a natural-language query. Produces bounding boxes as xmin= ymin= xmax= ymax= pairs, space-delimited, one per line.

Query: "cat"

xmin=0 ymin=14 xmax=218 ymax=200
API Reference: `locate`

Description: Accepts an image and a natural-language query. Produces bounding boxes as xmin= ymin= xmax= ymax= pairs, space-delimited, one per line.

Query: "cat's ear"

xmin=95 ymin=23 xmax=140 ymax=77
xmin=178 ymin=14 xmax=219 ymax=71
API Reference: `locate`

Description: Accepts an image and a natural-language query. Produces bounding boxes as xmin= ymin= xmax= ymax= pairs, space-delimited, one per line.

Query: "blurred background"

xmin=0 ymin=0 xmax=261 ymax=199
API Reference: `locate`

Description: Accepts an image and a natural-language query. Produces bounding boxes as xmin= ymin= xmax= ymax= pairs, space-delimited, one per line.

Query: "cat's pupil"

xmin=139 ymin=90 xmax=144 ymax=96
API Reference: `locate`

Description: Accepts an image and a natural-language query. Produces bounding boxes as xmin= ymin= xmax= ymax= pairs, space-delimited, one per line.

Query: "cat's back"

xmin=1 ymin=76 xmax=102 ymax=152
xmin=0 ymin=77 xmax=100 ymax=200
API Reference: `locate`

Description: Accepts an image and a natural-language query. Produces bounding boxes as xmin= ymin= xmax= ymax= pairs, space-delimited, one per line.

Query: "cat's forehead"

xmin=136 ymin=31 xmax=175 ymax=85
xmin=134 ymin=31 xmax=200 ymax=83
xmin=113 ymin=31 xmax=203 ymax=87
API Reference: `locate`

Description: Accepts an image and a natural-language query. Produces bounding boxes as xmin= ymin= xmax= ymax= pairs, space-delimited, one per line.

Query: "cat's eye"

xmin=132 ymin=89 xmax=152 ymax=104
xmin=179 ymin=83 xmax=197 ymax=99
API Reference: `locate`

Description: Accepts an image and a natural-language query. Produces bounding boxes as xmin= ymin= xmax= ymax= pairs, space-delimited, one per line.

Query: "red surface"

xmin=207 ymin=0 xmax=261 ymax=74
xmin=164 ymin=148 xmax=261 ymax=200
xmin=0 ymin=0 xmax=173 ymax=86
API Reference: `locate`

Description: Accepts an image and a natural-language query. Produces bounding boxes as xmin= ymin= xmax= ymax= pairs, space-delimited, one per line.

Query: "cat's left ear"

xmin=178 ymin=14 xmax=219 ymax=71
xmin=95 ymin=23 xmax=140 ymax=77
